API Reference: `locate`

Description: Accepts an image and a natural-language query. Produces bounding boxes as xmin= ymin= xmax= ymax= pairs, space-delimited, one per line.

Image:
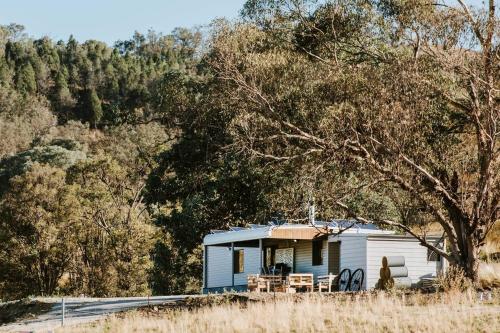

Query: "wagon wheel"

xmin=349 ymin=268 xmax=364 ymax=292
xmin=337 ymin=268 xmax=351 ymax=291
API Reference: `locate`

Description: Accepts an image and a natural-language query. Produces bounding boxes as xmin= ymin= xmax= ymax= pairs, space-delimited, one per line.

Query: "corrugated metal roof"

xmin=204 ymin=220 xmax=394 ymax=245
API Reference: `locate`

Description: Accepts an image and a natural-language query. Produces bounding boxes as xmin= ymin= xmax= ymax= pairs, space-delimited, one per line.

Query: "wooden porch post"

xmin=231 ymin=242 xmax=235 ymax=287
xmin=259 ymin=239 xmax=263 ymax=273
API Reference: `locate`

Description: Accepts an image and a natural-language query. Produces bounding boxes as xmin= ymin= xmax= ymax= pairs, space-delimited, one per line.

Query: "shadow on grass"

xmin=0 ymin=299 xmax=52 ymax=325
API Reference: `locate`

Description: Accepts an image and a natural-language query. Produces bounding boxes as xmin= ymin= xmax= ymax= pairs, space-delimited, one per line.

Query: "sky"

xmin=1 ymin=0 xmax=488 ymax=45
xmin=0 ymin=0 xmax=248 ymax=45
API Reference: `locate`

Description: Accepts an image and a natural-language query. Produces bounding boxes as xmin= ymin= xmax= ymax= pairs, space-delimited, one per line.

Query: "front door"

xmin=328 ymin=242 xmax=340 ymax=275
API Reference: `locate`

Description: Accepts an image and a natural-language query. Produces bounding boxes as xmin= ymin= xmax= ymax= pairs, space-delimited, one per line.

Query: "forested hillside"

xmin=0 ymin=0 xmax=498 ymax=301
xmin=0 ymin=21 xmax=284 ymax=299
xmin=0 ymin=24 xmax=208 ymax=298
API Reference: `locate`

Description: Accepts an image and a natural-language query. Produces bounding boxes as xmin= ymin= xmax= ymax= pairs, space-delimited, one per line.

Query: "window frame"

xmin=427 ymin=248 xmax=441 ymax=262
xmin=233 ymin=249 xmax=245 ymax=273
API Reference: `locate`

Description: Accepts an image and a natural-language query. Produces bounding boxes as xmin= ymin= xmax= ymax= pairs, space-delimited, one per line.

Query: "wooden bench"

xmin=287 ymin=273 xmax=314 ymax=292
xmin=248 ymin=274 xmax=268 ymax=292
xmin=248 ymin=274 xmax=285 ymax=292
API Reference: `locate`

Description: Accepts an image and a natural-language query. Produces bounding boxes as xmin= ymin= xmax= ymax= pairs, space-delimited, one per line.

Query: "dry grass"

xmin=480 ymin=262 xmax=500 ymax=288
xmin=437 ymin=265 xmax=474 ymax=291
xmin=483 ymin=222 xmax=500 ymax=260
xmin=58 ymin=291 xmax=500 ymax=333
xmin=480 ymin=222 xmax=500 ymax=288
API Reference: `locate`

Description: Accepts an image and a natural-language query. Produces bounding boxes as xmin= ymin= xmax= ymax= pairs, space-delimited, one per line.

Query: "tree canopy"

xmin=205 ymin=0 xmax=498 ymax=281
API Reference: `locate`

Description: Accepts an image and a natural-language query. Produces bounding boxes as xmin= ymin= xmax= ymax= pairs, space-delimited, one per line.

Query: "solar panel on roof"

xmin=249 ymin=224 xmax=267 ymax=229
xmin=209 ymin=219 xmax=379 ymax=235
xmin=326 ymin=219 xmax=380 ymax=230
xmin=269 ymin=219 xmax=288 ymax=226
xmin=229 ymin=226 xmax=248 ymax=231
xmin=313 ymin=221 xmax=328 ymax=226
xmin=210 ymin=230 xmax=227 ymax=234
xmin=359 ymin=224 xmax=379 ymax=230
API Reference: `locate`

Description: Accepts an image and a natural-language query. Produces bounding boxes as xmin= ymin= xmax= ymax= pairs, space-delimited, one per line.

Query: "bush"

xmin=436 ymin=266 xmax=473 ymax=292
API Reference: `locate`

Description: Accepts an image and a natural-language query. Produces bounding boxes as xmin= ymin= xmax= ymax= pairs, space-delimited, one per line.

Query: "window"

xmin=312 ymin=240 xmax=323 ymax=266
xmin=234 ymin=249 xmax=244 ymax=273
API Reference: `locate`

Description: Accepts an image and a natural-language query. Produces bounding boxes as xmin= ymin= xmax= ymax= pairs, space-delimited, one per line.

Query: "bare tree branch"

xmin=335 ymin=201 xmax=451 ymax=260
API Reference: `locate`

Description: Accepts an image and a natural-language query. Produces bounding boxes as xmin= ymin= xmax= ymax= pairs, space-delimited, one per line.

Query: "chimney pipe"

xmin=308 ymin=198 xmax=315 ymax=226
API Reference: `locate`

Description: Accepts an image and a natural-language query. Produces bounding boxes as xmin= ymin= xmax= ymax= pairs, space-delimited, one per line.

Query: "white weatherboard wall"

xmin=294 ymin=240 xmax=328 ymax=279
xmin=207 ymin=246 xmax=261 ymax=288
xmin=206 ymin=246 xmax=232 ymax=288
xmin=338 ymin=236 xmax=368 ymax=289
xmin=234 ymin=247 xmax=260 ymax=286
xmin=366 ymin=238 xmax=439 ymax=289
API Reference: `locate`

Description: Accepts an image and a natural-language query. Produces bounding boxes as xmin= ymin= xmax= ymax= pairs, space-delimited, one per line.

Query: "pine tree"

xmin=88 ymin=89 xmax=102 ymax=128
xmin=54 ymin=70 xmax=75 ymax=122
xmin=15 ymin=62 xmax=36 ymax=94
xmin=76 ymin=89 xmax=102 ymax=128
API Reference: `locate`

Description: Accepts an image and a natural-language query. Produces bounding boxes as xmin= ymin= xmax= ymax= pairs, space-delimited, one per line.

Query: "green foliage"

xmin=53 ymin=70 xmax=75 ymax=120
xmin=0 ymin=164 xmax=81 ymax=299
xmin=217 ymin=0 xmax=498 ymax=281
xmin=0 ymin=87 xmax=56 ymax=158
xmin=15 ymin=62 xmax=36 ymax=94
xmin=0 ymin=140 xmax=86 ymax=195
xmin=0 ymin=104 xmax=164 ymax=299
xmin=0 ymin=24 xmax=200 ymax=299
xmin=65 ymin=157 xmax=155 ymax=297
xmin=0 ymin=24 xmax=201 ymax=299
xmin=0 ymin=25 xmax=201 ymax=127
xmin=150 ymin=236 xmax=203 ymax=295
xmin=78 ymin=89 xmax=102 ymax=128
xmin=145 ymin=68 xmax=283 ymax=293
xmin=1 ymin=0 xmax=495 ymax=297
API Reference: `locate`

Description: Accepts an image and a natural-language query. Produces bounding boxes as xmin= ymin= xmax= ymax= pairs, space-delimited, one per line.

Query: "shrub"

xmin=436 ymin=265 xmax=473 ymax=292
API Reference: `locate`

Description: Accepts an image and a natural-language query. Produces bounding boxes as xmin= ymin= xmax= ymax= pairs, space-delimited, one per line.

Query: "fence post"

xmin=61 ymin=297 xmax=65 ymax=326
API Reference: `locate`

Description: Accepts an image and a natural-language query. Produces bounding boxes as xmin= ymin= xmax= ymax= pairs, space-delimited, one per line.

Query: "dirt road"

xmin=1 ymin=295 xmax=191 ymax=332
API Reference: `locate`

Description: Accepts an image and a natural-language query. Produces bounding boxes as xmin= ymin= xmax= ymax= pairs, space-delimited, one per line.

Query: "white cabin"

xmin=202 ymin=221 xmax=445 ymax=293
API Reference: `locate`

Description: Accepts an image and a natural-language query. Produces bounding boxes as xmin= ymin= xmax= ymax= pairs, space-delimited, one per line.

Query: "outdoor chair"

xmin=317 ymin=273 xmax=337 ymax=292
xmin=275 ymin=262 xmax=291 ymax=275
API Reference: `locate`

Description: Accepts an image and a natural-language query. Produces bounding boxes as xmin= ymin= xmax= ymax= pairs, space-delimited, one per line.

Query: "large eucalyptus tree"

xmin=208 ymin=0 xmax=498 ymax=282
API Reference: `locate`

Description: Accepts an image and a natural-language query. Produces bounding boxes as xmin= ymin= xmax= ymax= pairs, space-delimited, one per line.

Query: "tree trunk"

xmin=444 ymin=205 xmax=482 ymax=285
xmin=448 ymin=236 xmax=480 ymax=285
xmin=464 ymin=239 xmax=480 ymax=285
